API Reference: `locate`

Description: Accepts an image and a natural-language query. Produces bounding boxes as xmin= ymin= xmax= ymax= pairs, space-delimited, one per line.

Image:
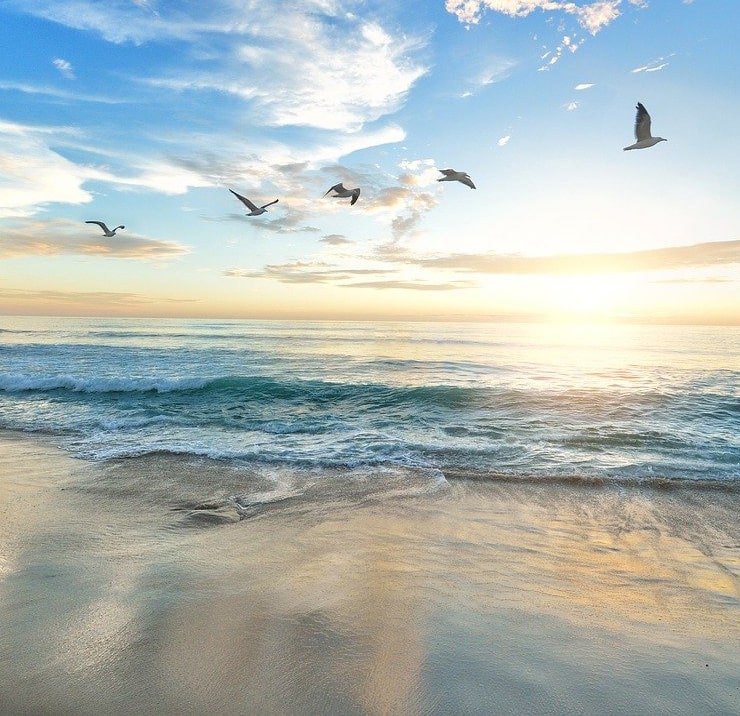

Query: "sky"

xmin=0 ymin=0 xmax=738 ymax=323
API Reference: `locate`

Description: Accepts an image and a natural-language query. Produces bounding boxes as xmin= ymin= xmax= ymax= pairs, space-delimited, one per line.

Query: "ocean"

xmin=1 ymin=316 xmax=738 ymax=494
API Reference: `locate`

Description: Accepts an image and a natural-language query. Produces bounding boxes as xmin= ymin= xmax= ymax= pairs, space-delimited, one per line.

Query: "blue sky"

xmin=0 ymin=0 xmax=738 ymax=322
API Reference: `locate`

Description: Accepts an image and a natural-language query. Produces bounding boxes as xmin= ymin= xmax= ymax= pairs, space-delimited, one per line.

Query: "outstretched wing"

xmin=438 ymin=169 xmax=456 ymax=177
xmin=350 ymin=188 xmax=361 ymax=205
xmin=460 ymin=175 xmax=476 ymax=190
xmin=260 ymin=199 xmax=279 ymax=210
xmin=634 ymin=102 xmax=652 ymax=141
xmin=85 ymin=220 xmax=109 ymax=232
xmin=229 ymin=189 xmax=258 ymax=212
xmin=323 ymin=182 xmax=345 ymax=197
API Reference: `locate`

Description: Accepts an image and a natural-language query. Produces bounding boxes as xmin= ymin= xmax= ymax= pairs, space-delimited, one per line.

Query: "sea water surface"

xmin=0 ymin=317 xmax=738 ymax=493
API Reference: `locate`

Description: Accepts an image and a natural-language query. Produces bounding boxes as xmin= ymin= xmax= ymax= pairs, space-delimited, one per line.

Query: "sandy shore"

xmin=1 ymin=431 xmax=738 ymax=715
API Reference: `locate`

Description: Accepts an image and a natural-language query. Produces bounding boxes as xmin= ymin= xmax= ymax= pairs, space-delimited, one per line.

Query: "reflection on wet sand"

xmin=0 ymin=434 xmax=738 ymax=714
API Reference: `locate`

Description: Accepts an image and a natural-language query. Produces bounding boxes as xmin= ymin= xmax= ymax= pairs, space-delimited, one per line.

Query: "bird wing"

xmin=323 ymin=182 xmax=345 ymax=197
xmin=260 ymin=199 xmax=279 ymax=209
xmin=438 ymin=169 xmax=456 ymax=176
xmin=85 ymin=220 xmax=109 ymax=232
xmin=230 ymin=189 xmax=258 ymax=212
xmin=460 ymin=176 xmax=476 ymax=189
xmin=634 ymin=102 xmax=652 ymax=141
xmin=350 ymin=188 xmax=360 ymax=205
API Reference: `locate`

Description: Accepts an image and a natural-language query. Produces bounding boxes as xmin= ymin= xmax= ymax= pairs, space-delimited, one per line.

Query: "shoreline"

xmin=1 ymin=430 xmax=738 ymax=714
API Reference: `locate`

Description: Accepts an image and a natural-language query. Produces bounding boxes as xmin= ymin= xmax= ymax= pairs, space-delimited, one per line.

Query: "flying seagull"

xmin=323 ymin=182 xmax=361 ymax=206
xmin=437 ymin=169 xmax=476 ymax=189
xmin=623 ymin=102 xmax=667 ymax=151
xmin=229 ymin=189 xmax=279 ymax=216
xmin=85 ymin=220 xmax=125 ymax=237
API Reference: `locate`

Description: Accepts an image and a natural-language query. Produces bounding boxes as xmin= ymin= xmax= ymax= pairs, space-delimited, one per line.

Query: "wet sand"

xmin=0 ymin=431 xmax=738 ymax=715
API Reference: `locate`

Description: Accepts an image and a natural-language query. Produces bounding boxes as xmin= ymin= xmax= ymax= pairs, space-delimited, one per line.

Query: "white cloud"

xmin=497 ymin=135 xmax=511 ymax=146
xmin=576 ymin=1 xmax=620 ymax=34
xmin=445 ymin=0 xmax=622 ymax=35
xmin=538 ymin=33 xmax=585 ymax=70
xmin=397 ymin=159 xmax=439 ymax=187
xmin=0 ymin=120 xmax=93 ymax=217
xmin=631 ymin=55 xmax=673 ymax=73
xmin=632 ymin=62 xmax=668 ymax=73
xmin=0 ymin=119 xmax=216 ymax=217
xmin=52 ymin=57 xmax=75 ymax=79
xmin=175 ymin=20 xmax=425 ymax=132
xmin=565 ymin=101 xmax=579 ymax=111
xmin=574 ymin=82 xmax=595 ymax=90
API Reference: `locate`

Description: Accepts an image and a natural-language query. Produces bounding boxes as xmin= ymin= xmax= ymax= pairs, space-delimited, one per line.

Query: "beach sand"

xmin=1 ymin=431 xmax=738 ymax=715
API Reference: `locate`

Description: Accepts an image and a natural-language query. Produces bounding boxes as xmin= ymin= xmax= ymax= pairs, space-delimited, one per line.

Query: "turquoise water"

xmin=1 ymin=317 xmax=738 ymax=485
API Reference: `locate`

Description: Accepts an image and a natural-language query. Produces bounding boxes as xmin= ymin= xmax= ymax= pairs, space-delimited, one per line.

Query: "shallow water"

xmin=0 ymin=433 xmax=738 ymax=715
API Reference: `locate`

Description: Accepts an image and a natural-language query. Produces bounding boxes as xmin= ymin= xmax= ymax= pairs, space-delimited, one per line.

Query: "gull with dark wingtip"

xmin=229 ymin=189 xmax=279 ymax=216
xmin=323 ymin=182 xmax=361 ymax=206
xmin=437 ymin=169 xmax=476 ymax=189
xmin=85 ymin=220 xmax=125 ymax=237
xmin=623 ymin=102 xmax=667 ymax=150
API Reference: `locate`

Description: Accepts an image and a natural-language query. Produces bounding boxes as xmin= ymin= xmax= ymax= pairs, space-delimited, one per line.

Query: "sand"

xmin=0 ymin=430 xmax=738 ymax=715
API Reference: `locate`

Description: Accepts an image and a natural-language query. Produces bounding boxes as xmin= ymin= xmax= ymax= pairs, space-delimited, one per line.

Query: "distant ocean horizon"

xmin=1 ymin=316 xmax=738 ymax=494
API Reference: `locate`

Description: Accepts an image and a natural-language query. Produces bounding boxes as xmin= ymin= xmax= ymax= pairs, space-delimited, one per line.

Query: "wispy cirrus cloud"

xmin=143 ymin=21 xmax=425 ymax=132
xmin=224 ymin=261 xmax=390 ymax=285
xmin=0 ymin=286 xmax=197 ymax=308
xmin=344 ymin=279 xmax=475 ymax=291
xmin=460 ymin=57 xmax=518 ymax=97
xmin=320 ymin=234 xmax=354 ymax=246
xmin=0 ymin=81 xmax=124 ymax=104
xmin=651 ymin=277 xmax=736 ymax=285
xmin=224 ymin=261 xmax=474 ymax=291
xmin=402 ymin=240 xmax=740 ymax=275
xmin=5 ymin=0 xmax=232 ymax=44
xmin=16 ymin=1 xmax=428 ymax=133
xmin=0 ymin=218 xmax=189 ymax=260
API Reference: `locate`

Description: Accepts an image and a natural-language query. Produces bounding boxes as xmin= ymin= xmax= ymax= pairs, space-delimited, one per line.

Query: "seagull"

xmin=229 ymin=189 xmax=279 ymax=216
xmin=323 ymin=182 xmax=361 ymax=206
xmin=85 ymin=221 xmax=125 ymax=237
xmin=623 ymin=102 xmax=667 ymax=151
xmin=437 ymin=169 xmax=476 ymax=189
